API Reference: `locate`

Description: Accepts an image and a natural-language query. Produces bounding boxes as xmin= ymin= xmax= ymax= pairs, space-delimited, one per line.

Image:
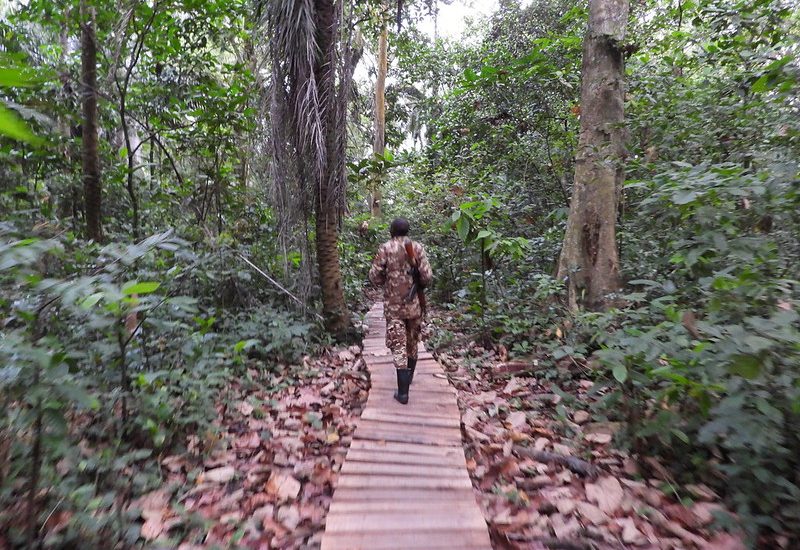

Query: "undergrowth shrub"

xmin=0 ymin=224 xmax=320 ymax=547
xmin=591 ymin=163 xmax=800 ymax=540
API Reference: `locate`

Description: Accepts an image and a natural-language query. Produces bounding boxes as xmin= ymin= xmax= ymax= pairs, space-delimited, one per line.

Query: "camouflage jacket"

xmin=369 ymin=237 xmax=433 ymax=319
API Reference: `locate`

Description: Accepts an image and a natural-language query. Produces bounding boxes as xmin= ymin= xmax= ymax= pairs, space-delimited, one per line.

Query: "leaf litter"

xmin=431 ymin=312 xmax=748 ymax=550
xmin=131 ymin=345 xmax=368 ymax=549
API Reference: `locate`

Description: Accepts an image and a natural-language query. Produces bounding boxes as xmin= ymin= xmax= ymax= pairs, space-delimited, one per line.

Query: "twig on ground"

xmin=514 ymin=446 xmax=599 ymax=478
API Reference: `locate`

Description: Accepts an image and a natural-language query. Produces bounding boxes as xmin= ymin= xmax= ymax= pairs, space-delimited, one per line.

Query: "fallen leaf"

xmin=685 ymin=483 xmax=719 ymax=501
xmin=585 ymin=476 xmax=624 ymax=514
xmin=326 ymin=431 xmax=340 ymax=444
xmin=161 ymin=455 xmax=187 ymax=473
xmin=585 ymin=432 xmax=612 ymax=444
xmin=237 ymin=401 xmax=254 ymax=416
xmin=502 ymin=378 xmax=523 ymax=395
xmin=202 ymin=466 xmax=235 ymax=484
xmin=692 ymin=502 xmax=724 ymax=526
xmin=234 ymin=431 xmax=260 ymax=449
xmin=277 ymin=504 xmax=302 ymax=530
xmin=572 ymin=410 xmax=590 ymax=425
xmin=141 ymin=517 xmax=164 ymax=541
xmin=267 ymin=472 xmax=301 ymax=502
xmin=617 ymin=517 xmax=645 ymax=545
xmin=462 ymin=409 xmax=481 ymax=428
xmin=505 ymin=411 xmax=527 ymax=431
xmin=703 ymin=532 xmax=747 ymax=550
xmin=664 ymin=503 xmax=698 ymax=529
xmin=555 ymin=499 xmax=577 ymax=515
xmin=550 ymin=513 xmax=580 ymax=538
xmin=576 ymin=502 xmax=607 ymax=525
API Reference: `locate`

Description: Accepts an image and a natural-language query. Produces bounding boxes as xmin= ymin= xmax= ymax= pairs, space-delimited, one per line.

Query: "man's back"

xmin=369 ymin=237 xmax=432 ymax=320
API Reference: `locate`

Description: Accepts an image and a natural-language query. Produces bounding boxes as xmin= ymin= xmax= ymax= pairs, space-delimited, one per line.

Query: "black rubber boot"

xmin=407 ymin=357 xmax=418 ymax=385
xmin=394 ymin=368 xmax=411 ymax=405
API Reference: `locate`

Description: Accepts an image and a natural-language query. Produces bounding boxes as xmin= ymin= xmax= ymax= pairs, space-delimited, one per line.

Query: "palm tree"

xmin=266 ymin=0 xmax=360 ymax=339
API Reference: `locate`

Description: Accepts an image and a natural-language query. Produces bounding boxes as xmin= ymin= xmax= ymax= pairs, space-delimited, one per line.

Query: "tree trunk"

xmin=314 ymin=0 xmax=352 ymax=339
xmin=556 ymin=0 xmax=628 ymax=310
xmin=371 ymin=18 xmax=388 ymax=218
xmin=80 ymin=1 xmax=102 ymax=242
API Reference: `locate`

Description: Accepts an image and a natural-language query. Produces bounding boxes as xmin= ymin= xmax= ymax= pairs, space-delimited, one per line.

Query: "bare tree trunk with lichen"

xmin=371 ymin=17 xmax=388 ymax=218
xmin=557 ymin=0 xmax=628 ymax=310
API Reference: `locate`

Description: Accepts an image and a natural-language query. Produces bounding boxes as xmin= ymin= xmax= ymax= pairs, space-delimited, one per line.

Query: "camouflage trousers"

xmin=385 ymin=316 xmax=422 ymax=369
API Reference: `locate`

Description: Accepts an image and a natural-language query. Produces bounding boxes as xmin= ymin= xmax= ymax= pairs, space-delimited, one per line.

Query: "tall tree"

xmin=80 ymin=0 xmax=102 ymax=242
xmin=556 ymin=0 xmax=628 ymax=310
xmin=268 ymin=0 xmax=356 ymax=339
xmin=371 ymin=9 xmax=388 ymax=218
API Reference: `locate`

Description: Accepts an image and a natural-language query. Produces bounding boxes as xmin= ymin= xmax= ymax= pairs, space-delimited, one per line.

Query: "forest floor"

xmin=426 ymin=309 xmax=751 ymax=550
xmin=129 ymin=302 xmax=754 ymax=550
xmin=129 ymin=344 xmax=370 ymax=549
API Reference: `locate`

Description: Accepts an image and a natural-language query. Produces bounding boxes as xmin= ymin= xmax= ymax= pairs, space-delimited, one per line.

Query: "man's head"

xmin=390 ymin=218 xmax=410 ymax=238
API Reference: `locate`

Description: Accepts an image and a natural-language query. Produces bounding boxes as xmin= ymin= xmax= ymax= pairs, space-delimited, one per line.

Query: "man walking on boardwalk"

xmin=369 ymin=218 xmax=433 ymax=404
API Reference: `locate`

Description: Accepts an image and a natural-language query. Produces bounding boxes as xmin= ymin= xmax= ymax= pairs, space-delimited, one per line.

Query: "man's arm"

xmin=415 ymin=243 xmax=433 ymax=288
xmin=369 ymin=244 xmax=387 ymax=286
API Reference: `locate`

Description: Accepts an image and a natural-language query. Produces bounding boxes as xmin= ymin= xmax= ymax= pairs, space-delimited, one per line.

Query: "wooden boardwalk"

xmin=321 ymin=303 xmax=491 ymax=550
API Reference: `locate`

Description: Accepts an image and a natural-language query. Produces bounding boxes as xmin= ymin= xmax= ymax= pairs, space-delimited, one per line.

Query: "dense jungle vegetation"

xmin=0 ymin=0 xmax=798 ymax=548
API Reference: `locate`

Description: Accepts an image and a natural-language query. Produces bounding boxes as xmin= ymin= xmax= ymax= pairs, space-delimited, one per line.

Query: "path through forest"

xmin=320 ymin=302 xmax=492 ymax=549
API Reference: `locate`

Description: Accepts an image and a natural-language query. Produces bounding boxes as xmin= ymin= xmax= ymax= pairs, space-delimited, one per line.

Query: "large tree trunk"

xmin=314 ymin=0 xmax=352 ymax=339
xmin=556 ymin=0 xmax=628 ymax=310
xmin=371 ymin=19 xmax=388 ymax=218
xmin=80 ymin=1 xmax=102 ymax=242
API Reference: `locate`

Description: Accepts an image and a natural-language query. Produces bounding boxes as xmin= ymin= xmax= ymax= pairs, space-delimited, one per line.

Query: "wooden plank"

xmin=336 ymin=474 xmax=472 ymax=490
xmin=321 ymin=530 xmax=491 ymax=550
xmin=368 ymin=389 xmax=457 ymax=404
xmin=329 ymin=500 xmax=478 ymax=514
xmin=364 ymin=399 xmax=459 ymax=418
xmin=357 ymin=419 xmax=461 ymax=438
xmin=348 ymin=439 xmax=463 ymax=457
xmin=340 ymin=461 xmax=468 ymax=478
xmin=360 ymin=407 xmax=461 ymax=422
xmin=330 ymin=487 xmax=476 ymax=502
xmin=345 ymin=449 xmax=466 ymax=468
xmin=354 ymin=427 xmax=460 ymax=446
xmin=325 ymin=509 xmax=486 ymax=533
xmin=360 ymin=409 xmax=459 ymax=428
xmin=367 ymin=383 xmax=455 ymax=395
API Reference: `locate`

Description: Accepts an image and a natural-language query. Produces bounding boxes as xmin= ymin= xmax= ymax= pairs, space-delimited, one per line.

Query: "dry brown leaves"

xmin=129 ymin=344 xmax=368 ymax=549
xmin=433 ymin=321 xmax=746 ymax=550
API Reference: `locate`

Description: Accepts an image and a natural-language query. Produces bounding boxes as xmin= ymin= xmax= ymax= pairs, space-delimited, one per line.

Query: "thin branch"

xmin=236 ymin=252 xmax=323 ymax=321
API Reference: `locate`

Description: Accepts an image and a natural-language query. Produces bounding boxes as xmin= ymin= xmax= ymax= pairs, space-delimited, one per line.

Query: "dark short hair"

xmin=390 ymin=218 xmax=410 ymax=237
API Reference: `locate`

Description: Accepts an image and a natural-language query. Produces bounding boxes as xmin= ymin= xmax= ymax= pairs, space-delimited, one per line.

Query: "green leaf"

xmin=456 ymin=216 xmax=470 ymax=241
xmin=80 ymin=293 xmax=103 ymax=309
xmin=234 ymin=339 xmax=260 ymax=353
xmin=0 ymin=103 xmax=43 ymax=146
xmin=612 ymin=363 xmax=628 ymax=383
xmin=728 ymin=354 xmax=761 ymax=379
xmin=672 ymin=190 xmax=698 ymax=205
xmin=122 ymin=281 xmax=161 ymax=295
xmin=0 ymin=67 xmax=43 ymax=87
xmin=671 ymin=428 xmax=690 ymax=444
